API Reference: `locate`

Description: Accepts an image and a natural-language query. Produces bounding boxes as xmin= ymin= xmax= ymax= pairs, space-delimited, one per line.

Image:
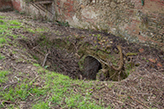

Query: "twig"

xmin=111 ymin=45 xmax=124 ymax=71
xmin=42 ymin=51 xmax=50 ymax=67
xmin=1 ymin=100 xmax=14 ymax=104
xmin=28 ymin=92 xmax=34 ymax=96
xmin=129 ymin=96 xmax=149 ymax=108
xmin=45 ymin=92 xmax=50 ymax=101
xmin=11 ymin=63 xmax=21 ymax=72
xmin=30 ymin=76 xmax=39 ymax=84
xmin=109 ymin=72 xmax=117 ymax=80
xmin=3 ymin=81 xmax=17 ymax=90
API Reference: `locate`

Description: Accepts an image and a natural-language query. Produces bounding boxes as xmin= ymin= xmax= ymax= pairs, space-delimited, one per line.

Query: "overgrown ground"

xmin=0 ymin=11 xmax=164 ymax=109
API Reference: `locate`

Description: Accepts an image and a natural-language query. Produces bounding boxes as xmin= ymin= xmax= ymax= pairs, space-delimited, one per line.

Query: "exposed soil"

xmin=0 ymin=11 xmax=164 ymax=108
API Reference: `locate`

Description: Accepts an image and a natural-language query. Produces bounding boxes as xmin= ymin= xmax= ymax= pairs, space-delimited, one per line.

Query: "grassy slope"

xmin=0 ymin=14 xmax=111 ymax=109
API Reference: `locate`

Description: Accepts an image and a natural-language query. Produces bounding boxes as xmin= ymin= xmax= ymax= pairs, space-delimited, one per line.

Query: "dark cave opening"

xmin=82 ymin=56 xmax=102 ymax=80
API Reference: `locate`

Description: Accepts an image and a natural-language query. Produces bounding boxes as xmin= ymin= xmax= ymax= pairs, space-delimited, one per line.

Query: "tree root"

xmin=111 ymin=45 xmax=124 ymax=71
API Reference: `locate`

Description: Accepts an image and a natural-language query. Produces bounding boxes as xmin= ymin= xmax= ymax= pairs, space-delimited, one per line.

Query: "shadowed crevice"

xmin=83 ymin=56 xmax=102 ymax=80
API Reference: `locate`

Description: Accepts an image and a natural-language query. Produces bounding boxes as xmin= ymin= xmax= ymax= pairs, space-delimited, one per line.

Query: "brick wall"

xmin=0 ymin=0 xmax=13 ymax=11
xmin=54 ymin=0 xmax=164 ymax=51
xmin=1 ymin=0 xmax=163 ymax=51
xmin=12 ymin=0 xmax=23 ymax=12
xmin=0 ymin=0 xmax=24 ymax=12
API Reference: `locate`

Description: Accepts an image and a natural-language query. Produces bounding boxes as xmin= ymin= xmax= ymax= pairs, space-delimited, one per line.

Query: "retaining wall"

xmin=54 ymin=0 xmax=164 ymax=51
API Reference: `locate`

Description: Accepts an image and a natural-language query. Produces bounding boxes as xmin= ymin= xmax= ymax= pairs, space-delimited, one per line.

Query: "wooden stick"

xmin=42 ymin=51 xmax=50 ymax=67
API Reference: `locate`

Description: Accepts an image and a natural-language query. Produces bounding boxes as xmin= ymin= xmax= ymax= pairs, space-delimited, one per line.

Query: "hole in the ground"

xmin=19 ymin=38 xmax=82 ymax=79
xmin=19 ymin=36 xmax=128 ymax=81
xmin=82 ymin=56 xmax=102 ymax=80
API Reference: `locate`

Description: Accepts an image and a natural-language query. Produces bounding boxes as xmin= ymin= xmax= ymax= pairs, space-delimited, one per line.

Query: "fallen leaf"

xmin=148 ymin=58 xmax=156 ymax=63
xmin=33 ymin=83 xmax=40 ymax=87
xmin=139 ymin=48 xmax=144 ymax=53
xmin=157 ymin=62 xmax=162 ymax=67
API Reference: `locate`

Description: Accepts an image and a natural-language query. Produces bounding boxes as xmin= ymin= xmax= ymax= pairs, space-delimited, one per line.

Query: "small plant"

xmin=9 ymin=20 xmax=21 ymax=26
xmin=32 ymin=55 xmax=39 ymax=61
xmin=0 ymin=16 xmax=5 ymax=19
xmin=0 ymin=19 xmax=5 ymax=24
xmin=36 ymin=28 xmax=45 ymax=32
xmin=97 ymin=34 xmax=102 ymax=40
xmin=14 ymin=10 xmax=19 ymax=13
xmin=55 ymin=21 xmax=70 ymax=27
xmin=0 ymin=38 xmax=6 ymax=44
xmin=0 ymin=53 xmax=5 ymax=60
xmin=9 ymin=25 xmax=21 ymax=29
xmin=44 ymin=65 xmax=49 ymax=69
xmin=19 ymin=12 xmax=25 ymax=15
xmin=27 ymin=28 xmax=35 ymax=33
xmin=33 ymin=63 xmax=40 ymax=67
xmin=12 ymin=34 xmax=18 ymax=39
xmin=32 ymin=101 xmax=49 ymax=109
xmin=0 ymin=71 xmax=9 ymax=83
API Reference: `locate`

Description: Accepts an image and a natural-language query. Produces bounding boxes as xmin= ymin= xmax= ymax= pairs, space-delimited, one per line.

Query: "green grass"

xmin=0 ymin=19 xmax=22 ymax=41
xmin=0 ymin=15 xmax=111 ymax=108
xmin=0 ymin=19 xmax=5 ymax=24
xmin=4 ymin=33 xmax=18 ymax=39
xmin=2 ymin=84 xmax=30 ymax=101
xmin=31 ymin=69 xmax=105 ymax=109
xmin=36 ymin=27 xmax=45 ymax=32
xmin=0 ymin=65 xmax=110 ymax=108
xmin=8 ymin=20 xmax=22 ymax=29
xmin=0 ymin=25 xmax=8 ymax=29
xmin=0 ymin=71 xmax=9 ymax=83
xmin=33 ymin=63 xmax=40 ymax=67
xmin=32 ymin=101 xmax=50 ymax=109
xmin=0 ymin=53 xmax=5 ymax=60
xmin=9 ymin=20 xmax=21 ymax=26
xmin=0 ymin=16 xmax=6 ymax=19
xmin=27 ymin=28 xmax=35 ymax=33
xmin=0 ymin=38 xmax=6 ymax=44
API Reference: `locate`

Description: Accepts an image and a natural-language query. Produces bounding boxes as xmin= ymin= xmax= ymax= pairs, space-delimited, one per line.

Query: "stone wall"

xmin=0 ymin=0 xmax=13 ymax=11
xmin=0 ymin=0 xmax=24 ymax=12
xmin=12 ymin=0 xmax=24 ymax=12
xmin=2 ymin=0 xmax=164 ymax=51
xmin=54 ymin=0 xmax=164 ymax=51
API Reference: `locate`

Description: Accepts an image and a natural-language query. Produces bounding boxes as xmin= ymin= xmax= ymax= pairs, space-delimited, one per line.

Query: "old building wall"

xmin=12 ymin=0 xmax=21 ymax=12
xmin=1 ymin=0 xmax=163 ymax=50
xmin=0 ymin=0 xmax=25 ymax=12
xmin=12 ymin=0 xmax=26 ymax=12
xmin=0 ymin=0 xmax=13 ymax=11
xmin=54 ymin=0 xmax=164 ymax=50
